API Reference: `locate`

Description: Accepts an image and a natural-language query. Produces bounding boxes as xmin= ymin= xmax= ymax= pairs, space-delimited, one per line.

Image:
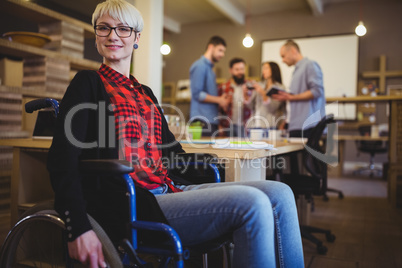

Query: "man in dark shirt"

xmin=189 ymin=36 xmax=230 ymax=136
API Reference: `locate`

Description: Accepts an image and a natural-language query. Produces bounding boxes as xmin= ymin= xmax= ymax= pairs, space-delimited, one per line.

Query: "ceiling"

xmin=36 ymin=0 xmax=358 ymax=32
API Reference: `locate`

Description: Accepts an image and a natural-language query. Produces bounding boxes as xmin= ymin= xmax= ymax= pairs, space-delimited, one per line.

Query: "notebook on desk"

xmin=32 ymin=109 xmax=56 ymax=140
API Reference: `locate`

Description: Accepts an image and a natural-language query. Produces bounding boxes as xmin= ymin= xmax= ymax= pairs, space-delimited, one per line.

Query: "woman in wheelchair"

xmin=46 ymin=0 xmax=304 ymax=267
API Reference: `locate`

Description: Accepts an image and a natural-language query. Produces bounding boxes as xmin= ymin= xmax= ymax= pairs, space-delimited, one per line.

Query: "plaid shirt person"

xmin=98 ymin=64 xmax=181 ymax=193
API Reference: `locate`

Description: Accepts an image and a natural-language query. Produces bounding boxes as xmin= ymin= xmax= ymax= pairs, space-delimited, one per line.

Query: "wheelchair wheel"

xmin=0 ymin=212 xmax=73 ymax=267
xmin=0 ymin=206 xmax=123 ymax=267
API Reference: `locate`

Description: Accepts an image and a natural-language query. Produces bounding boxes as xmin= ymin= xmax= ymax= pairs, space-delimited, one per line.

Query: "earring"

xmin=134 ymin=44 xmax=138 ymax=49
xmin=95 ymin=43 xmax=97 ymax=48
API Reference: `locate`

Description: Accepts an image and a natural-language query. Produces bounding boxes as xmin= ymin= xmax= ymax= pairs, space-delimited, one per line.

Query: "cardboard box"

xmin=23 ymin=56 xmax=70 ymax=94
xmin=0 ymin=58 xmax=23 ymax=87
xmin=0 ymin=92 xmax=22 ymax=132
xmin=39 ymin=21 xmax=84 ymax=58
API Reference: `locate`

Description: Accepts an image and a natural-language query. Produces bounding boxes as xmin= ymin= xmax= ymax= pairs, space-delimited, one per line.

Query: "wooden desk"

xmin=326 ymin=95 xmax=402 ymax=103
xmin=0 ymin=138 xmax=53 ymax=225
xmin=335 ymin=135 xmax=388 ymax=142
xmin=180 ymin=140 xmax=304 ymax=182
xmin=327 ymin=96 xmax=402 ymax=207
xmin=1 ymin=138 xmax=304 ymax=226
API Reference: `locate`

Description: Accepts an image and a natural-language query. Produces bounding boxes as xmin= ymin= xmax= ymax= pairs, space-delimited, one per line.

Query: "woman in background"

xmin=245 ymin=61 xmax=287 ymax=130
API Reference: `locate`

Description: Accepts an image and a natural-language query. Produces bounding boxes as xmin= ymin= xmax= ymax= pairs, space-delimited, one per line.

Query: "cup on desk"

xmin=268 ymin=129 xmax=281 ymax=141
xmin=249 ymin=128 xmax=266 ymax=140
xmin=371 ymin=125 xmax=379 ymax=138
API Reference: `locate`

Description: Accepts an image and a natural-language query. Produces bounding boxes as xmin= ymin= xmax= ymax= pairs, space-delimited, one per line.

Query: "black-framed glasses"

xmin=94 ymin=25 xmax=136 ymax=38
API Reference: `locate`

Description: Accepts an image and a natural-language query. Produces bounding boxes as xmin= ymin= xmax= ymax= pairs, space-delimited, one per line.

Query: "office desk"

xmin=332 ymin=135 xmax=388 ymax=176
xmin=1 ymin=138 xmax=304 ymax=226
xmin=327 ymin=96 xmax=402 ymax=207
xmin=0 ymin=138 xmax=53 ymax=225
xmin=180 ymin=140 xmax=304 ymax=182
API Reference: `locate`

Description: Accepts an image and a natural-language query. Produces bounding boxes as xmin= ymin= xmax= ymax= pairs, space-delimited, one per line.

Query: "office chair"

xmin=0 ymin=98 xmax=232 ymax=268
xmin=354 ymin=125 xmax=388 ymax=177
xmin=280 ymin=114 xmax=337 ymax=255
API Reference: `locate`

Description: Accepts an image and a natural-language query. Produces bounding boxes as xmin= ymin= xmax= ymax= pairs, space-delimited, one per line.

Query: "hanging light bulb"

xmin=355 ymin=21 xmax=367 ymax=36
xmin=242 ymin=34 xmax=254 ymax=48
xmin=160 ymin=43 xmax=171 ymax=55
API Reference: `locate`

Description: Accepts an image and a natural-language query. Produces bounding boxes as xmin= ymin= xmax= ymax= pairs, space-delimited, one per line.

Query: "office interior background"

xmin=0 ymin=0 xmax=401 ymax=267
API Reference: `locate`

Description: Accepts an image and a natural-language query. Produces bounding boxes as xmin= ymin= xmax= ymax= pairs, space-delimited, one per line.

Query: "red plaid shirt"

xmin=218 ymin=80 xmax=251 ymax=128
xmin=98 ymin=64 xmax=181 ymax=193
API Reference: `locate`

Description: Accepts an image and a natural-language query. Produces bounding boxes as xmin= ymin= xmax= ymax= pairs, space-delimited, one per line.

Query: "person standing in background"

xmin=273 ymin=39 xmax=326 ymax=138
xmin=189 ymin=36 xmax=230 ymax=137
xmin=218 ymin=58 xmax=251 ymax=137
xmin=244 ymin=61 xmax=286 ymax=131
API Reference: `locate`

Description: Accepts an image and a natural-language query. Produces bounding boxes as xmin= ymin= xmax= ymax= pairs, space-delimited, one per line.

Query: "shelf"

xmin=0 ymin=39 xmax=100 ymax=71
xmin=2 ymin=0 xmax=95 ymax=38
xmin=0 ymin=85 xmax=64 ymax=100
xmin=176 ymin=98 xmax=191 ymax=104
xmin=326 ymin=95 xmax=402 ymax=103
xmin=162 ymin=97 xmax=174 ymax=103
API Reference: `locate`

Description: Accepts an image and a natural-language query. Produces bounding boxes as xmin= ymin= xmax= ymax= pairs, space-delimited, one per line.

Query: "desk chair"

xmin=354 ymin=125 xmax=388 ymax=177
xmin=280 ymin=114 xmax=337 ymax=255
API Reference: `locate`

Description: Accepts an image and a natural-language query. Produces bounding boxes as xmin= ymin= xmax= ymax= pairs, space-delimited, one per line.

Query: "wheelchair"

xmin=0 ymin=98 xmax=232 ymax=268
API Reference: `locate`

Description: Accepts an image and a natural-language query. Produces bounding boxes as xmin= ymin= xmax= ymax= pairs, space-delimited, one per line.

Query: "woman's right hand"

xmin=253 ymin=82 xmax=265 ymax=96
xmin=68 ymin=230 xmax=107 ymax=268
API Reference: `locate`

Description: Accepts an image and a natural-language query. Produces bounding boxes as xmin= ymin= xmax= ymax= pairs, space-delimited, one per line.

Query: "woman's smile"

xmin=105 ymin=44 xmax=123 ymax=50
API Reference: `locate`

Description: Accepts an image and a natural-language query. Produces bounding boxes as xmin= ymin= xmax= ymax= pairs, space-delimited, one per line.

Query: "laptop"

xmin=32 ymin=109 xmax=57 ymax=140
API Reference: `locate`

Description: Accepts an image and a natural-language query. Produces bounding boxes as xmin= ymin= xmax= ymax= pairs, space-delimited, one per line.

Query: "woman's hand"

xmin=68 ymin=230 xmax=107 ymax=268
xmin=271 ymin=90 xmax=292 ymax=101
xmin=253 ymin=82 xmax=265 ymax=97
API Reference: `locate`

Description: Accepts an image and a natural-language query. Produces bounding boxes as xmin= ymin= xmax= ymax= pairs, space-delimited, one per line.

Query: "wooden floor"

xmin=304 ymin=174 xmax=402 ymax=268
xmin=0 ymin=173 xmax=401 ymax=267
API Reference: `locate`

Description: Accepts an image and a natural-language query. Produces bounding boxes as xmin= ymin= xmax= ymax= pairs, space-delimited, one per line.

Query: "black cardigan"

xmin=47 ymin=70 xmax=186 ymax=242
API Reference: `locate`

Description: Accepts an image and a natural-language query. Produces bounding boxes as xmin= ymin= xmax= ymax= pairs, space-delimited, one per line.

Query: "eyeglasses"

xmin=94 ymin=25 xmax=136 ymax=38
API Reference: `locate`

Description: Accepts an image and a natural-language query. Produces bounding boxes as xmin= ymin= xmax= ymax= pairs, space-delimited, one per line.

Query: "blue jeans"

xmin=154 ymin=180 xmax=304 ymax=268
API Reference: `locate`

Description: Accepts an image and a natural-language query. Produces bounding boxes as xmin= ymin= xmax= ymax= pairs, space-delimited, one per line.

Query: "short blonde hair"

xmin=92 ymin=0 xmax=144 ymax=32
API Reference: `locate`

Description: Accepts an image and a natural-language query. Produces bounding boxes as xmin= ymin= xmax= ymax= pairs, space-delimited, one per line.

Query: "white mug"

xmin=250 ymin=129 xmax=265 ymax=140
xmin=268 ymin=130 xmax=281 ymax=141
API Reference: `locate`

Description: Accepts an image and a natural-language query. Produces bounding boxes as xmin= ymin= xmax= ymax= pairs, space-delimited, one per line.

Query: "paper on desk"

xmin=286 ymin=137 xmax=307 ymax=143
xmin=212 ymin=139 xmax=276 ymax=150
xmin=180 ymin=139 xmax=215 ymax=144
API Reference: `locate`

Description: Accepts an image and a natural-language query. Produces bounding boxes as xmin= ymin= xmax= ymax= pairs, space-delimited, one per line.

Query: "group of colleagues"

xmin=44 ymin=0 xmax=330 ymax=267
xmin=189 ymin=36 xmax=326 ymax=139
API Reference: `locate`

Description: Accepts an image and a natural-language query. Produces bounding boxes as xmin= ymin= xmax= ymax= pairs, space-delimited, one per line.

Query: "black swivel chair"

xmin=280 ymin=114 xmax=337 ymax=255
xmin=354 ymin=125 xmax=388 ymax=177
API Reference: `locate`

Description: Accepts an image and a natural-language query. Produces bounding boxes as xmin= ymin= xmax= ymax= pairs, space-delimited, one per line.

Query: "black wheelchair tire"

xmin=0 ymin=203 xmax=123 ymax=267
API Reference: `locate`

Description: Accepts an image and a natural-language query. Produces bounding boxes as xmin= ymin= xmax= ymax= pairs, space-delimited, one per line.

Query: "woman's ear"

xmin=136 ymin=32 xmax=141 ymax=43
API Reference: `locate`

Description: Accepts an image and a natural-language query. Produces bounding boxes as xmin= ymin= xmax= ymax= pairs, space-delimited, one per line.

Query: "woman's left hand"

xmin=271 ymin=91 xmax=292 ymax=101
xmin=253 ymin=82 xmax=265 ymax=96
xmin=68 ymin=230 xmax=107 ymax=268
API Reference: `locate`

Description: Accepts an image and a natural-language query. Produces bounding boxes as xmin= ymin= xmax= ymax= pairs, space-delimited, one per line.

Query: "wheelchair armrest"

xmin=79 ymin=159 xmax=134 ymax=175
xmin=169 ymin=153 xmax=222 ymax=183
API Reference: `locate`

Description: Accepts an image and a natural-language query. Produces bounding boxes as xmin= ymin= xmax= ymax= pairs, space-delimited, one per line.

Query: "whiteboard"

xmin=261 ymin=34 xmax=358 ymax=120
